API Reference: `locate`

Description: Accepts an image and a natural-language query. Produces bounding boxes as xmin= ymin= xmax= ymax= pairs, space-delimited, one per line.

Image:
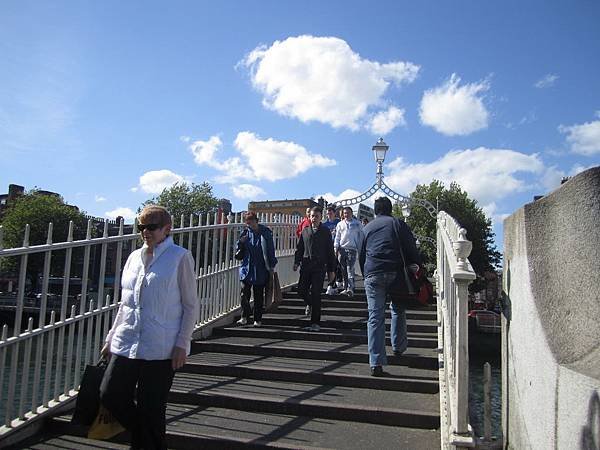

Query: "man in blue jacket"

xmin=359 ymin=197 xmax=421 ymax=377
xmin=235 ymin=211 xmax=278 ymax=327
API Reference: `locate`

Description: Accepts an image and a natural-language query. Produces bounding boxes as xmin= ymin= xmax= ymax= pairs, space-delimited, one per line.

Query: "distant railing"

xmin=0 ymin=212 xmax=299 ymax=439
xmin=436 ymin=211 xmax=476 ymax=449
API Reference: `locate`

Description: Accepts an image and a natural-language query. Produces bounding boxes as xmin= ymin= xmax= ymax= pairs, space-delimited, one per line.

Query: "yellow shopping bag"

xmin=87 ymin=405 xmax=125 ymax=440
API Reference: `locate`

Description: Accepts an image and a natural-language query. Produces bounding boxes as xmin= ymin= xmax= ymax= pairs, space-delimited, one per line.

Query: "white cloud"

xmin=179 ymin=135 xmax=191 ymax=143
xmin=234 ymin=131 xmax=336 ymax=181
xmin=240 ymin=35 xmax=419 ymax=133
xmin=105 ymin=207 xmax=136 ymax=221
xmin=189 ymin=135 xmax=223 ymax=166
xmin=541 ymin=163 xmax=597 ymax=191
xmin=136 ymin=169 xmax=185 ymax=194
xmin=231 ymin=183 xmax=266 ymax=199
xmin=419 ymin=74 xmax=490 ymax=136
xmin=319 ymin=189 xmax=362 ymax=205
xmin=534 ymin=74 xmax=559 ymax=88
xmin=95 ymin=195 xmax=107 ymax=202
xmin=367 ymin=106 xmax=406 ymax=135
xmin=559 ymin=120 xmax=600 ymax=156
xmin=189 ymin=132 xmax=336 ymax=184
xmin=386 ymin=147 xmax=544 ymax=207
xmin=316 ymin=188 xmax=368 ymax=213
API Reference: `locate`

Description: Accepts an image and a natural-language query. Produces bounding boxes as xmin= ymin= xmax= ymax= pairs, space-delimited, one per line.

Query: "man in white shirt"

xmin=100 ymin=205 xmax=199 ymax=450
xmin=334 ymin=207 xmax=364 ymax=297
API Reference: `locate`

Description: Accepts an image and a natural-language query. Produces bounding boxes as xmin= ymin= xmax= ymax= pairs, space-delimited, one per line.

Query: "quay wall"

xmin=502 ymin=167 xmax=600 ymax=450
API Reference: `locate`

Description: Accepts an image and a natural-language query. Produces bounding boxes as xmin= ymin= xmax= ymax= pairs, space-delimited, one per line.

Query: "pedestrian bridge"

xmin=0 ymin=209 xmax=478 ymax=449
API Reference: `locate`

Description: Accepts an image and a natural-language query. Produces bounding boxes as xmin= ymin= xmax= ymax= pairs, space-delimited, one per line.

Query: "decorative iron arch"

xmin=334 ymin=178 xmax=437 ymax=220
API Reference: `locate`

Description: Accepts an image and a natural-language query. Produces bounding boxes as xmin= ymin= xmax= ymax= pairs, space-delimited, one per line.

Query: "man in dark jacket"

xmin=359 ymin=197 xmax=421 ymax=377
xmin=294 ymin=206 xmax=336 ymax=331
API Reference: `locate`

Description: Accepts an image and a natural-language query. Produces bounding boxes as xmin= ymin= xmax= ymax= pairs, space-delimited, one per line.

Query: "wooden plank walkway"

xmin=11 ymin=282 xmax=441 ymax=449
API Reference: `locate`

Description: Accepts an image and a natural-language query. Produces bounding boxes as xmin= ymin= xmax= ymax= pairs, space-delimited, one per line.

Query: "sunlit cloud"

xmin=559 ymin=119 xmax=600 ymax=156
xmin=231 ymin=183 xmax=266 ymax=199
xmin=105 ymin=207 xmax=136 ymax=221
xmin=419 ymin=74 xmax=490 ymax=136
xmin=240 ymin=35 xmax=419 ymax=134
xmin=534 ymin=74 xmax=559 ymax=88
xmin=135 ymin=169 xmax=185 ymax=194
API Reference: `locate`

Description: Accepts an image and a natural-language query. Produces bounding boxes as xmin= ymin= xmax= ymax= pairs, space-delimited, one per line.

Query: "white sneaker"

xmin=326 ymin=286 xmax=337 ymax=296
xmin=253 ymin=321 xmax=262 ymax=327
xmin=237 ymin=317 xmax=248 ymax=325
xmin=346 ymin=290 xmax=354 ymax=297
xmin=339 ymin=289 xmax=349 ymax=295
xmin=305 ymin=305 xmax=312 ymax=316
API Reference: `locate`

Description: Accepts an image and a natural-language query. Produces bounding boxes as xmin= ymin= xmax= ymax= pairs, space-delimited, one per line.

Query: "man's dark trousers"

xmin=100 ymin=355 xmax=174 ymax=450
xmin=299 ymin=268 xmax=326 ymax=324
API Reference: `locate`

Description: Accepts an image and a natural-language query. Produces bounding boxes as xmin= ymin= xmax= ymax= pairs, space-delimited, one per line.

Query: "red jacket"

xmin=296 ymin=217 xmax=311 ymax=238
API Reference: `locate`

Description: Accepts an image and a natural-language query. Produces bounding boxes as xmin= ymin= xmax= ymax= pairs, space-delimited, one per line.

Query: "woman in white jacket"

xmin=100 ymin=205 xmax=198 ymax=450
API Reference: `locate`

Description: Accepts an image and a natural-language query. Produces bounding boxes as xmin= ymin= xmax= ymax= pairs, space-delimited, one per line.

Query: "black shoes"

xmin=393 ymin=350 xmax=404 ymax=356
xmin=370 ymin=366 xmax=385 ymax=377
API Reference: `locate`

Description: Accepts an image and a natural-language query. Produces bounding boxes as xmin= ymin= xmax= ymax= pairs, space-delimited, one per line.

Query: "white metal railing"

xmin=436 ymin=211 xmax=477 ymax=449
xmin=0 ymin=212 xmax=299 ymax=439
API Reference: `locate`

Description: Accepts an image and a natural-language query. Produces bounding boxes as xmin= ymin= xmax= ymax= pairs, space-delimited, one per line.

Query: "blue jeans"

xmin=338 ymin=248 xmax=357 ymax=291
xmin=364 ymin=271 xmax=407 ymax=367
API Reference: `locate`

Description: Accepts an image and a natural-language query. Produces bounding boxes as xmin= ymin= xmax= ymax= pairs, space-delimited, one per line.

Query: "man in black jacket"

xmin=294 ymin=206 xmax=336 ymax=331
xmin=359 ymin=197 xmax=421 ymax=377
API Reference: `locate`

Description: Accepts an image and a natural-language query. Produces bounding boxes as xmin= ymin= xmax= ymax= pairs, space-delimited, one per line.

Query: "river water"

xmin=469 ymin=351 xmax=502 ymax=439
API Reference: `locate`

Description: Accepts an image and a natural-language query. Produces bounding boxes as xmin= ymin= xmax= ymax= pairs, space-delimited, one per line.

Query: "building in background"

xmin=218 ymin=198 xmax=232 ymax=216
xmin=357 ymin=203 xmax=374 ymax=222
xmin=248 ymin=197 xmax=326 ymax=218
xmin=0 ymin=184 xmax=66 ymax=218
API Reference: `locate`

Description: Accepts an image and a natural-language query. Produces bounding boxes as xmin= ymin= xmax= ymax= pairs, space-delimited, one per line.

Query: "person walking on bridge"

xmin=334 ymin=207 xmax=363 ymax=297
xmin=322 ymin=205 xmax=341 ymax=296
xmin=359 ymin=197 xmax=421 ymax=377
xmin=234 ymin=211 xmax=278 ymax=327
xmin=294 ymin=206 xmax=336 ymax=331
xmin=100 ymin=205 xmax=199 ymax=449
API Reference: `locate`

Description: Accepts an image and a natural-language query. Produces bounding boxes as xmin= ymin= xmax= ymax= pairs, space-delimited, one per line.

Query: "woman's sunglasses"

xmin=138 ymin=223 xmax=162 ymax=232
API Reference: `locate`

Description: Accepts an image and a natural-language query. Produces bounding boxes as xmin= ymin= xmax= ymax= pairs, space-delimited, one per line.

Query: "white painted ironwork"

xmin=0 ymin=213 xmax=299 ymax=438
xmin=436 ymin=210 xmax=476 ymax=449
xmin=333 ymin=138 xmax=437 ymax=219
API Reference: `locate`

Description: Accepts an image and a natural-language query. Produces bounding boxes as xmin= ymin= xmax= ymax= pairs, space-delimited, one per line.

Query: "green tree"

xmin=403 ymin=180 xmax=501 ymax=292
xmin=139 ymin=181 xmax=219 ymax=225
xmin=0 ymin=191 xmax=89 ymax=290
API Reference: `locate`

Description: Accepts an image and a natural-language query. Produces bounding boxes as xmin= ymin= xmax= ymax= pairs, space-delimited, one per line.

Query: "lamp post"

xmin=335 ymin=138 xmax=437 ymax=219
xmin=372 ymin=137 xmax=389 ymax=184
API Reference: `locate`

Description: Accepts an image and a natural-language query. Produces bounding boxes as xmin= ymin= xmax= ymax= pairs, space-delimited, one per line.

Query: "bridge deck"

xmin=11 ymin=282 xmax=441 ymax=449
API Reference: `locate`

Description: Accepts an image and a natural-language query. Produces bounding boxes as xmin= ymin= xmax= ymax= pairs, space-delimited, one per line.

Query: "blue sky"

xmin=2 ymin=1 xmax=599 ymax=248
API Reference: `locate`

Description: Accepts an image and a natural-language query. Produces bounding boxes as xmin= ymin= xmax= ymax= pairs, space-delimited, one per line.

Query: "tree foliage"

xmin=139 ymin=182 xmax=219 ymax=225
xmin=402 ymin=180 xmax=501 ymax=292
xmin=0 ymin=191 xmax=89 ymax=288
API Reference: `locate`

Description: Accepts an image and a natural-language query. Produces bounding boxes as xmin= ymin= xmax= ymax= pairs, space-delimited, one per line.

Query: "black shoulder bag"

xmin=387 ymin=218 xmax=417 ymax=304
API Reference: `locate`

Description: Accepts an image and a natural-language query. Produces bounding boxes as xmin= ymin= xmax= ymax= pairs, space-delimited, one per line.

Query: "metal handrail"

xmin=0 ymin=212 xmax=299 ymax=436
xmin=436 ymin=211 xmax=476 ymax=449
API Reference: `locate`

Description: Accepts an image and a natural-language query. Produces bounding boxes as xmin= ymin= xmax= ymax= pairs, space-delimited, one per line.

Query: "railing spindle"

xmin=18 ymin=318 xmax=34 ymax=420
xmin=42 ymin=311 xmax=56 ymax=408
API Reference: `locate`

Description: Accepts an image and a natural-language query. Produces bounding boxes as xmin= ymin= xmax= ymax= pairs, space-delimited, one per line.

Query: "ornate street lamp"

xmin=401 ymin=203 xmax=411 ymax=219
xmin=335 ymin=138 xmax=437 ymax=220
xmin=372 ymin=138 xmax=389 ymax=183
